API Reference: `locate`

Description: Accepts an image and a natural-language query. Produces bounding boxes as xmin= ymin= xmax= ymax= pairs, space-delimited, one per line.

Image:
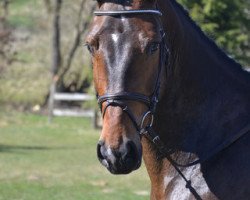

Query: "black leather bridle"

xmin=94 ymin=9 xmax=169 ymax=140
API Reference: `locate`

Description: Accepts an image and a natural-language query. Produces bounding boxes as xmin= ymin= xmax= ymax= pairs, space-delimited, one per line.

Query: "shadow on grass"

xmin=0 ymin=144 xmax=79 ymax=153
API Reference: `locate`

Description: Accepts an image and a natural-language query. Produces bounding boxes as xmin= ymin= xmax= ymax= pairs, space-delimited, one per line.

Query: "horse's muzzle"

xmin=97 ymin=140 xmax=142 ymax=174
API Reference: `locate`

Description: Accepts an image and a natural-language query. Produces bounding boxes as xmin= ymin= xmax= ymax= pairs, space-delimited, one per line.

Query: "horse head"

xmin=86 ymin=0 xmax=167 ymax=174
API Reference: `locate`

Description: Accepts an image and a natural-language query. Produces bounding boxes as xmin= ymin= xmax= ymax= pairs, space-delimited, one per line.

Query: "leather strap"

xmin=94 ymin=9 xmax=162 ymax=16
xmin=98 ymin=92 xmax=151 ymax=106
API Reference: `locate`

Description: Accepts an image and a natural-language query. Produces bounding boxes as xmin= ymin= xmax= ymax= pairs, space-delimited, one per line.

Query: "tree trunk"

xmin=51 ymin=0 xmax=62 ymax=76
xmin=42 ymin=0 xmax=62 ymax=108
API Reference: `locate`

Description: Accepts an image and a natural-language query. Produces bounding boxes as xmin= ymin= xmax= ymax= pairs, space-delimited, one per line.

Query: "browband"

xmin=94 ymin=10 xmax=162 ymax=16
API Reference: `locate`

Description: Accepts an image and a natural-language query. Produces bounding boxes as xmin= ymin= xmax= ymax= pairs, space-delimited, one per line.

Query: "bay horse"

xmin=85 ymin=0 xmax=250 ymax=199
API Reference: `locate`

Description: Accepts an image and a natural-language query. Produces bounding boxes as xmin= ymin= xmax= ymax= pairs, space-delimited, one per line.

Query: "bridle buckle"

xmin=152 ymin=136 xmax=160 ymax=144
xmin=140 ymin=111 xmax=154 ymax=130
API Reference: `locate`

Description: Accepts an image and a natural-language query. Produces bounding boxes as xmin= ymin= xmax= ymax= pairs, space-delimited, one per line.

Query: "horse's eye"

xmin=85 ymin=43 xmax=94 ymax=55
xmin=148 ymin=42 xmax=160 ymax=54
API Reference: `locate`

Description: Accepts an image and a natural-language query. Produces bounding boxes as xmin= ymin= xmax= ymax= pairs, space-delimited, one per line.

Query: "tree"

xmin=49 ymin=0 xmax=95 ymax=92
xmin=178 ymin=0 xmax=250 ymax=66
xmin=45 ymin=0 xmax=95 ymax=107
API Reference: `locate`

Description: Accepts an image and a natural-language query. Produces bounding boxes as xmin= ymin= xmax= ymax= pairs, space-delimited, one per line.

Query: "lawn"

xmin=0 ymin=110 xmax=150 ymax=200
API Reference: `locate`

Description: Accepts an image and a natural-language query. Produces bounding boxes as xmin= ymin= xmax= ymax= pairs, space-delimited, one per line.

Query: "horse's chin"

xmin=106 ymin=159 xmax=142 ymax=175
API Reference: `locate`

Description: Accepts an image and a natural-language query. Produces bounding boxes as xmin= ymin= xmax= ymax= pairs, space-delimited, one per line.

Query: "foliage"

xmin=0 ymin=0 xmax=93 ymax=107
xmin=49 ymin=0 xmax=95 ymax=94
xmin=0 ymin=110 xmax=150 ymax=200
xmin=178 ymin=0 xmax=250 ymax=66
xmin=0 ymin=0 xmax=51 ymax=106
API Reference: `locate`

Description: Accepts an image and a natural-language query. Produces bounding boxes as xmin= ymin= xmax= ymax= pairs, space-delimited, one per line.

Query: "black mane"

xmin=171 ymin=0 xmax=250 ymax=85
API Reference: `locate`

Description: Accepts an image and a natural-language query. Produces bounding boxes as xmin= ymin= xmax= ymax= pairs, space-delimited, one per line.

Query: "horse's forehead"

xmin=90 ymin=16 xmax=156 ymax=41
xmin=102 ymin=18 xmax=158 ymax=54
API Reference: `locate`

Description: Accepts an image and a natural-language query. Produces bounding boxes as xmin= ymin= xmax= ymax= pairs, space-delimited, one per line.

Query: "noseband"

xmin=94 ymin=9 xmax=169 ymax=137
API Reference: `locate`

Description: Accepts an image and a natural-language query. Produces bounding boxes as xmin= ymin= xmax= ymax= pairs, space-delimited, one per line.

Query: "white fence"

xmin=48 ymin=83 xmax=98 ymax=128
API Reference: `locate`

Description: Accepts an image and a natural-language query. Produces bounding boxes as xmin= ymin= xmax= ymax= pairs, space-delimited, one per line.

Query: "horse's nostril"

xmin=97 ymin=141 xmax=105 ymax=160
xmin=97 ymin=142 xmax=111 ymax=168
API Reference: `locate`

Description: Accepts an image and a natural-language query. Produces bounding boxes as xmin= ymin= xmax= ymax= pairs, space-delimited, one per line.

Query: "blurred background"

xmin=0 ymin=0 xmax=249 ymax=200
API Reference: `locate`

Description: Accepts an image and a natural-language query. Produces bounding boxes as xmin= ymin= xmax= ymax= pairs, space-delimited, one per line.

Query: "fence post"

xmin=92 ymin=109 xmax=98 ymax=129
xmin=48 ymin=78 xmax=56 ymax=123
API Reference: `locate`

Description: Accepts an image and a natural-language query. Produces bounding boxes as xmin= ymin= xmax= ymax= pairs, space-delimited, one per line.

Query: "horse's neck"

xmin=142 ymin=1 xmax=250 ymax=198
xmin=157 ymin=0 xmax=250 ymax=155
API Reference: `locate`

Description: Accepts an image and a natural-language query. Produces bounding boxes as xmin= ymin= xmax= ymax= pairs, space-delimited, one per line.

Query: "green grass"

xmin=0 ymin=110 xmax=150 ymax=200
